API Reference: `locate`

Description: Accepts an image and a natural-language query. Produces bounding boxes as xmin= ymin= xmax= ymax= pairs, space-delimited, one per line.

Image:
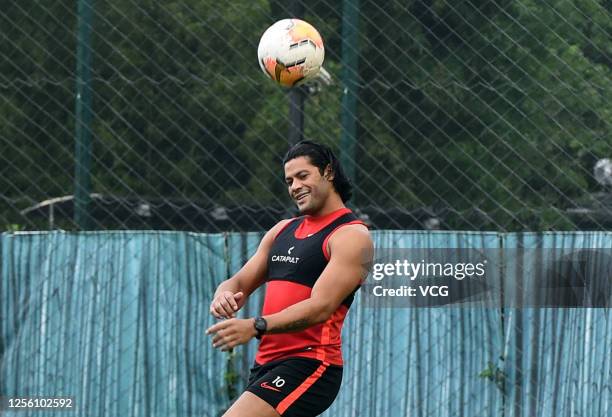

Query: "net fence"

xmin=1 ymin=0 xmax=611 ymax=232
xmin=1 ymin=2 xmax=611 ymax=417
xmin=1 ymin=231 xmax=611 ymax=417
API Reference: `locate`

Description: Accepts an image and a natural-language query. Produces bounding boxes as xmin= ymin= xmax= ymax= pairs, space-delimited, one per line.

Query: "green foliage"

xmin=355 ymin=0 xmax=611 ymax=229
xmin=223 ymin=350 xmax=239 ymax=401
xmin=478 ymin=360 xmax=506 ymax=395
xmin=4 ymin=224 xmax=24 ymax=232
xmin=0 ymin=0 xmax=610 ymax=230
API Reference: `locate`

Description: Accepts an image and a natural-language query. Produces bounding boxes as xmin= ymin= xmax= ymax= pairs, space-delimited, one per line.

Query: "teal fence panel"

xmin=226 ymin=231 xmax=264 ymax=396
xmin=1 ymin=230 xmax=611 ymax=417
xmin=0 ymin=231 xmax=229 ymax=417
xmin=501 ymin=233 xmax=612 ymax=417
xmin=326 ymin=231 xmax=503 ymax=417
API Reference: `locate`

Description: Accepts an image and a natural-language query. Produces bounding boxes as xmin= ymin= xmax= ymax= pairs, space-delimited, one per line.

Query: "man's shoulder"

xmin=333 ymin=222 xmax=370 ymax=237
xmin=264 ymin=218 xmax=298 ymax=241
xmin=328 ymin=223 xmax=372 ymax=251
xmin=272 ymin=218 xmax=297 ymax=232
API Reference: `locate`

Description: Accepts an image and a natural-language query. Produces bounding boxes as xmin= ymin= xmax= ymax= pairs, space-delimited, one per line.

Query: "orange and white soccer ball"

xmin=257 ymin=19 xmax=325 ymax=87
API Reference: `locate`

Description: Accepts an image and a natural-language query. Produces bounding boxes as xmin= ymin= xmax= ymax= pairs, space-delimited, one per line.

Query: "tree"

xmin=1 ymin=0 xmax=610 ymax=231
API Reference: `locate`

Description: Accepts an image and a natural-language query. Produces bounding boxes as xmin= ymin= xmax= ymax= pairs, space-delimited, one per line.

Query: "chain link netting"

xmin=1 ymin=2 xmax=611 ymax=417
xmin=1 ymin=0 xmax=611 ymax=232
xmin=1 ymin=232 xmax=611 ymax=417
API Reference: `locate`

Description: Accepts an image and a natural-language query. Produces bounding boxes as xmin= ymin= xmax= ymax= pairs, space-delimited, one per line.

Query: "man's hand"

xmin=210 ymin=291 xmax=244 ymax=319
xmin=206 ymin=318 xmax=257 ymax=351
xmin=208 ymin=220 xmax=292 ymax=320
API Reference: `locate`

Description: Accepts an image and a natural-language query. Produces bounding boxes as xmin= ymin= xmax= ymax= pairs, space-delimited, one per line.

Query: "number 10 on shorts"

xmin=272 ymin=376 xmax=285 ymax=388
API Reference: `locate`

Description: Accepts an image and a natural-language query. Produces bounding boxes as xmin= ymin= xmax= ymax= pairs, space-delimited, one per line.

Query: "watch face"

xmin=255 ymin=318 xmax=266 ymax=331
xmin=254 ymin=318 xmax=266 ymax=339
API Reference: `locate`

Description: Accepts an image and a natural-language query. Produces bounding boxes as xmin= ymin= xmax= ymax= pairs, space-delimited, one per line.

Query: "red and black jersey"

xmin=255 ymin=207 xmax=366 ymax=366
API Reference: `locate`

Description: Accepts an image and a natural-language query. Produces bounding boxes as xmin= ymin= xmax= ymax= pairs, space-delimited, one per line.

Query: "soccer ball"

xmin=257 ymin=19 xmax=325 ymax=87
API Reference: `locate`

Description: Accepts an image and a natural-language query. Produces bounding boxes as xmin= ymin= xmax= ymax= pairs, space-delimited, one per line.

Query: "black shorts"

xmin=245 ymin=357 xmax=343 ymax=417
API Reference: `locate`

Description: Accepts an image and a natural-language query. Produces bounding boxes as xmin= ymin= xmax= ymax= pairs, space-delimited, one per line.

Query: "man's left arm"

xmin=265 ymin=225 xmax=372 ymax=333
xmin=206 ymin=225 xmax=372 ymax=350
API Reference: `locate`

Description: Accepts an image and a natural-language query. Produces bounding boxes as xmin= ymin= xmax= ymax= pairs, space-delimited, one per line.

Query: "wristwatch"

xmin=253 ymin=317 xmax=267 ymax=340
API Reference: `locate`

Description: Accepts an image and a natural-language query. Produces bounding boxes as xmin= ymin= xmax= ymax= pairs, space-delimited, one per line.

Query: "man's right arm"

xmin=210 ymin=219 xmax=293 ymax=319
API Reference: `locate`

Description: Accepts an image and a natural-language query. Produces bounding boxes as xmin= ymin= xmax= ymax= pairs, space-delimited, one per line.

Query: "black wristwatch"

xmin=253 ymin=317 xmax=267 ymax=340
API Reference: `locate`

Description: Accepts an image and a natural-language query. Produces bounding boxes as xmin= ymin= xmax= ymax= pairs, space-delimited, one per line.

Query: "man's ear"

xmin=324 ymin=164 xmax=335 ymax=181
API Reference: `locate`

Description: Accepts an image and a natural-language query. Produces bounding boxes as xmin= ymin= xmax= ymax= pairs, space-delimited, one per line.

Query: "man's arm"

xmin=210 ymin=219 xmax=292 ymax=319
xmin=264 ymin=224 xmax=373 ymax=333
xmin=206 ymin=223 xmax=373 ymax=351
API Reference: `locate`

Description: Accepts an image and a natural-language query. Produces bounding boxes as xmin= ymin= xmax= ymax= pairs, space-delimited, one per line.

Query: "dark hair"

xmin=282 ymin=140 xmax=353 ymax=203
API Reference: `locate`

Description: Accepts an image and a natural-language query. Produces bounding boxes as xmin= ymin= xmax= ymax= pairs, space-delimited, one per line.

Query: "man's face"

xmin=284 ymin=156 xmax=332 ymax=215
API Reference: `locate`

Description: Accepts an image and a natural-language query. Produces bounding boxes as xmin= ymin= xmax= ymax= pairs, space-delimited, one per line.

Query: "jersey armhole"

xmin=322 ymin=221 xmax=368 ymax=261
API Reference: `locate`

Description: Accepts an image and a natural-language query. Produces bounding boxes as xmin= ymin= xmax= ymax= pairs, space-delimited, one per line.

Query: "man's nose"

xmin=290 ymin=180 xmax=303 ymax=193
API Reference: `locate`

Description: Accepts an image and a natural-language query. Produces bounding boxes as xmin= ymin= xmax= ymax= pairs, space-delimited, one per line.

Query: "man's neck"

xmin=309 ymin=196 xmax=346 ymax=218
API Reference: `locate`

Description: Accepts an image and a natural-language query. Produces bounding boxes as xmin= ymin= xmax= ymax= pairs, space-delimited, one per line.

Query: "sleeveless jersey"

xmin=255 ymin=208 xmax=366 ymax=366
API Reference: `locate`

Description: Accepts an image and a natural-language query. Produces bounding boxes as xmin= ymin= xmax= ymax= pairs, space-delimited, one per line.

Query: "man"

xmin=206 ymin=141 xmax=373 ymax=417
